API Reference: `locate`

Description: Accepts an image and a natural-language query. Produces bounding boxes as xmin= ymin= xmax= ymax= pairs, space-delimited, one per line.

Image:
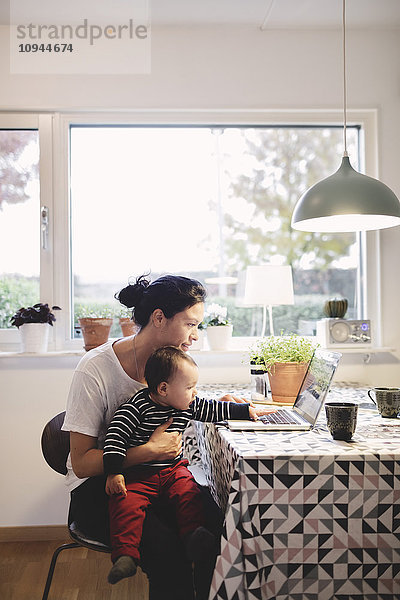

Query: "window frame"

xmin=0 ymin=109 xmax=382 ymax=351
xmin=0 ymin=112 xmax=54 ymax=350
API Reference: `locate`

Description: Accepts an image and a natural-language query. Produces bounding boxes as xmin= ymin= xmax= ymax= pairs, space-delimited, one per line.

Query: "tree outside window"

xmin=0 ymin=130 xmax=40 ymax=328
xmin=70 ymin=125 xmax=360 ymax=339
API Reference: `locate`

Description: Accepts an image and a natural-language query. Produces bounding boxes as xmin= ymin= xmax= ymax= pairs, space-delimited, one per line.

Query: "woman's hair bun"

xmin=116 ymin=273 xmax=206 ymax=329
xmin=115 ymin=275 xmax=150 ymax=309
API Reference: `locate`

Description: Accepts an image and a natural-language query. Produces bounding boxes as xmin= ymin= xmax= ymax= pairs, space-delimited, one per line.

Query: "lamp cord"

xmin=342 ymin=0 xmax=348 ymax=157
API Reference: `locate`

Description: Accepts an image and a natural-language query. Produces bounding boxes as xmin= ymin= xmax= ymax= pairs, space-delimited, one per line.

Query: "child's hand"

xmin=249 ymin=405 xmax=277 ymax=421
xmin=106 ymin=474 xmax=127 ymax=497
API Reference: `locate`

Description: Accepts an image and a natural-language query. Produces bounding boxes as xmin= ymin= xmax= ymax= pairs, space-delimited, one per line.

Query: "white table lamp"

xmin=243 ymin=265 xmax=294 ymax=337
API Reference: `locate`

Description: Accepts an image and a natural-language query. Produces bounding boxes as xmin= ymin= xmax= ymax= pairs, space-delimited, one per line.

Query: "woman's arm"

xmin=69 ymin=432 xmax=103 ymax=478
xmin=70 ymin=419 xmax=182 ymax=479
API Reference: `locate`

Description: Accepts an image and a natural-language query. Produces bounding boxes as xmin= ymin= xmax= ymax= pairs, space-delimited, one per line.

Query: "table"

xmin=192 ymin=384 xmax=400 ymax=600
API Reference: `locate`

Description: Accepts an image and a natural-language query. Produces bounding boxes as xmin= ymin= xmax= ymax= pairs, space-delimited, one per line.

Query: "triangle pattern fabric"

xmin=192 ymin=392 xmax=400 ymax=600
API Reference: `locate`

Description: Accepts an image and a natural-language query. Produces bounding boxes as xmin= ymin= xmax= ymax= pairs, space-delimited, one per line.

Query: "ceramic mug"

xmin=325 ymin=402 xmax=358 ymax=441
xmin=367 ymin=387 xmax=400 ymax=418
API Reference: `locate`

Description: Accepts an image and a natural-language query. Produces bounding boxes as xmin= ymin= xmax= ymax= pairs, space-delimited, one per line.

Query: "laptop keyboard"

xmin=259 ymin=410 xmax=301 ymax=425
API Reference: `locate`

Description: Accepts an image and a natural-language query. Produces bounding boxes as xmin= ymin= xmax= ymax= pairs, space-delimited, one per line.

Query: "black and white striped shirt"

xmin=103 ymin=388 xmax=250 ymax=475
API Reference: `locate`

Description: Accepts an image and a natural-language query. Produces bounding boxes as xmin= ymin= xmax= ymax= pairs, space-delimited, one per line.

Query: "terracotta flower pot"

xmin=267 ymin=361 xmax=309 ymax=404
xmin=79 ymin=318 xmax=113 ymax=351
xmin=119 ymin=317 xmax=139 ymax=337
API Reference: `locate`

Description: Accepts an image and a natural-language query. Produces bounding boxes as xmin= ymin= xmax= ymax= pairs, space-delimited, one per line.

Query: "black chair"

xmin=41 ymin=411 xmax=210 ymax=599
xmin=40 ymin=411 xmax=111 ymax=600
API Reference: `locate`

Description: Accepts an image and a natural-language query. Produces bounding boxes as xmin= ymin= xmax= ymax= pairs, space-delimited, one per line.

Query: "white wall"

xmin=0 ymin=25 xmax=399 ymax=528
xmin=0 ymin=356 xmax=74 ymax=527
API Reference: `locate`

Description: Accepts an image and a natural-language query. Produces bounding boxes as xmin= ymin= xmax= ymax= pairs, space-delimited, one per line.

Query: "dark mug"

xmin=367 ymin=387 xmax=400 ymax=418
xmin=325 ymin=402 xmax=358 ymax=441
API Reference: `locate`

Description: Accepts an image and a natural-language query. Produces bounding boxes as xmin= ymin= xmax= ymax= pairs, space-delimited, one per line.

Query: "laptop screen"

xmin=293 ymin=349 xmax=341 ymax=424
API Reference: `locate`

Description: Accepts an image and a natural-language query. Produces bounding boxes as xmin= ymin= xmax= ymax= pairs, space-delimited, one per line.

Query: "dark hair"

xmin=144 ymin=346 xmax=197 ymax=394
xmin=115 ymin=274 xmax=206 ymax=328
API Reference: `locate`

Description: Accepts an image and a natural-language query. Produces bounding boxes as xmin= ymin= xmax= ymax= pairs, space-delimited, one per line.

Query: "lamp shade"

xmin=243 ymin=265 xmax=294 ymax=307
xmin=292 ymin=156 xmax=400 ymax=232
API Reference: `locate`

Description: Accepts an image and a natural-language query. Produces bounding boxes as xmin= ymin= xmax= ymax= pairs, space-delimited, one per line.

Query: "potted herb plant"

xmin=204 ymin=303 xmax=233 ymax=351
xmin=10 ymin=303 xmax=61 ymax=353
xmin=74 ymin=303 xmax=115 ymax=351
xmin=117 ymin=307 xmax=139 ymax=337
xmin=249 ymin=334 xmax=318 ymax=404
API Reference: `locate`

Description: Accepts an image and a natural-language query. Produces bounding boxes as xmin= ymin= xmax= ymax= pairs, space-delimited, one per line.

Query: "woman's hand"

xmin=106 ymin=474 xmax=127 ymax=497
xmin=219 ymin=393 xmax=255 ymax=407
xmin=147 ymin=417 xmax=182 ymax=461
xmin=248 ymin=405 xmax=277 ymax=421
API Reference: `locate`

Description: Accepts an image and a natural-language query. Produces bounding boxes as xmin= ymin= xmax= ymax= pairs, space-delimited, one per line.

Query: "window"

xmin=69 ymin=124 xmax=361 ymax=340
xmin=0 ymin=114 xmax=53 ymax=348
xmin=0 ymin=110 xmax=379 ymax=351
xmin=0 ymin=128 xmax=40 ymax=328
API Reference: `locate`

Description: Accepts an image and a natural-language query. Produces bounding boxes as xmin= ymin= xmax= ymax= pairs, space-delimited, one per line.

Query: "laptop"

xmin=227 ymin=348 xmax=342 ymax=431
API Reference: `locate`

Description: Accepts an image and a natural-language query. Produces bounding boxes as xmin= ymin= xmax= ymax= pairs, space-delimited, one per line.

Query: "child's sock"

xmin=184 ymin=526 xmax=217 ymax=562
xmin=107 ymin=555 xmax=137 ymax=584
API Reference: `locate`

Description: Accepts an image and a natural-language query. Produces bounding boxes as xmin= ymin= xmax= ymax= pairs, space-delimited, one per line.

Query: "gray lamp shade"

xmin=291 ymin=156 xmax=400 ymax=232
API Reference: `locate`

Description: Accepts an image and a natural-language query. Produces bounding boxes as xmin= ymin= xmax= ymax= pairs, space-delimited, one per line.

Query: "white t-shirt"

xmin=62 ymin=340 xmax=144 ymax=491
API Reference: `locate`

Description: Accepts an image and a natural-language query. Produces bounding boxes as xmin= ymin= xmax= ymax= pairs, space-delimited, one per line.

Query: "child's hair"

xmin=144 ymin=346 xmax=197 ymax=394
xmin=115 ymin=274 xmax=206 ymax=329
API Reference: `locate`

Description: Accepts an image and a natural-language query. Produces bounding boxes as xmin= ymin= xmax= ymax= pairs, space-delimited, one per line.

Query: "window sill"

xmin=0 ymin=346 xmax=396 ymax=359
xmin=317 ymin=346 xmax=396 ymax=354
xmin=0 ymin=350 xmax=85 ymax=358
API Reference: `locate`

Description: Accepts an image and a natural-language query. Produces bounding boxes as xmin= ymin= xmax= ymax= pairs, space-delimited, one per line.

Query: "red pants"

xmin=108 ymin=459 xmax=205 ymax=563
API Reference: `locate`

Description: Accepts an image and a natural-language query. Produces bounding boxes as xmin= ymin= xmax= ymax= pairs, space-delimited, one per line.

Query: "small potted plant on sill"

xmin=323 ymin=297 xmax=348 ymax=318
xmin=117 ymin=307 xmax=139 ymax=338
xmin=204 ymin=303 xmax=233 ymax=351
xmin=249 ymin=334 xmax=318 ymax=404
xmin=74 ymin=304 xmax=115 ymax=352
xmin=10 ymin=303 xmax=61 ymax=353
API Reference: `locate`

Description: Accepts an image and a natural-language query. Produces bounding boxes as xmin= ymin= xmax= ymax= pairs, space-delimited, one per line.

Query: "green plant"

xmin=323 ymin=297 xmax=348 ymax=318
xmin=249 ymin=334 xmax=318 ymax=368
xmin=117 ymin=306 xmax=133 ymax=319
xmin=10 ymin=303 xmax=61 ymax=328
xmin=205 ymin=295 xmax=326 ymax=337
xmin=74 ymin=302 xmax=115 ymax=321
xmin=248 ymin=339 xmax=267 ymax=366
xmin=0 ymin=275 xmax=39 ymax=328
xmin=204 ymin=303 xmax=231 ymax=327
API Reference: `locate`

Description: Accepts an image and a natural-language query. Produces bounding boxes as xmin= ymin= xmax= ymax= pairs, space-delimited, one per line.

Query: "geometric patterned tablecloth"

xmin=193 ymin=385 xmax=400 ymax=600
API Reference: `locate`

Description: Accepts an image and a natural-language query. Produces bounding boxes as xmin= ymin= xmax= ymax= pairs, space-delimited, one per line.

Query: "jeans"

xmin=108 ymin=460 xmax=206 ymax=563
xmin=69 ymin=474 xmax=222 ymax=600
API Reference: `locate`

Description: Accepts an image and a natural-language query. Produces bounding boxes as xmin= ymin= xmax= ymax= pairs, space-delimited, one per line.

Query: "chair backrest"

xmin=41 ymin=411 xmax=70 ymax=475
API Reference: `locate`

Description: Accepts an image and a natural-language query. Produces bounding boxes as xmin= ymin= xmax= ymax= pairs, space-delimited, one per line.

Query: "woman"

xmin=62 ymin=274 xmax=250 ymax=600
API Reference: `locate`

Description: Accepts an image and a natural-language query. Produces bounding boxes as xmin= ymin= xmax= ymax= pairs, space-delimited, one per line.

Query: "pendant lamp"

xmin=291 ymin=0 xmax=400 ymax=233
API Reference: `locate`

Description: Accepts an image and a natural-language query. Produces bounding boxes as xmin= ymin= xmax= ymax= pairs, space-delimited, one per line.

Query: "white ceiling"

xmin=3 ymin=1 xmax=400 ymax=29
xmin=151 ymin=0 xmax=400 ymax=29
